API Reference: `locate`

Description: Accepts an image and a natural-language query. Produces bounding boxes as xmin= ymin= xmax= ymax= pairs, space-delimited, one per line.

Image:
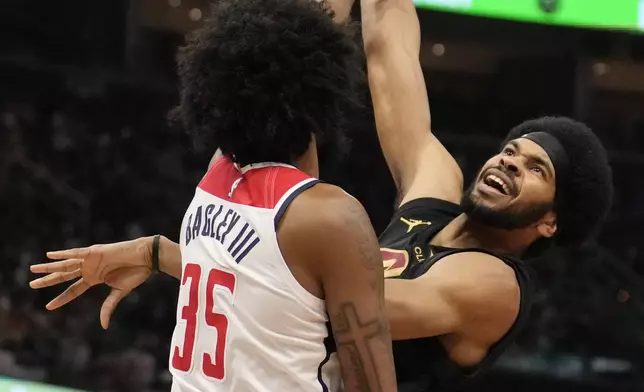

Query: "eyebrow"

xmin=507 ymin=140 xmax=555 ymax=179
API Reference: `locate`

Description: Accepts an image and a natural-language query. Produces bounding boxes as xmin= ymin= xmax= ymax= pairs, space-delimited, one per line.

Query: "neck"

xmin=436 ymin=214 xmax=537 ymax=257
xmin=292 ymin=138 xmax=320 ymax=178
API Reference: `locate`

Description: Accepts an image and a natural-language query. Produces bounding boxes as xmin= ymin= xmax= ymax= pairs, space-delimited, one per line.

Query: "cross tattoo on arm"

xmin=331 ymin=302 xmax=391 ymax=392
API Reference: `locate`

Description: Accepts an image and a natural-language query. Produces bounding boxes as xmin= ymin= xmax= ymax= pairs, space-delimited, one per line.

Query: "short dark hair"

xmin=169 ymin=0 xmax=363 ymax=165
xmin=502 ymin=116 xmax=613 ymax=246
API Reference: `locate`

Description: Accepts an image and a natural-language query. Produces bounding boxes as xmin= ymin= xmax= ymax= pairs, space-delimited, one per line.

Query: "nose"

xmin=500 ymin=157 xmax=520 ymax=174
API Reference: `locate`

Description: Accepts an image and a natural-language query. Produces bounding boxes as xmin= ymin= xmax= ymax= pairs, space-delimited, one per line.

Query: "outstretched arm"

xmin=30 ymin=235 xmax=183 ymax=328
xmin=361 ymin=0 xmax=463 ymax=206
xmin=31 ymin=156 xmax=225 ymax=324
xmin=155 ymin=236 xmax=182 ymax=279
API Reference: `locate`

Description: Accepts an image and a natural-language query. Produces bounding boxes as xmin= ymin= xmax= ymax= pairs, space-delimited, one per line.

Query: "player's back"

xmin=169 ymin=157 xmax=339 ymax=392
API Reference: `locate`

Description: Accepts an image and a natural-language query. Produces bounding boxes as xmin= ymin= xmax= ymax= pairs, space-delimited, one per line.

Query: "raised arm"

xmin=361 ymin=0 xmax=463 ymax=206
xmin=279 ymin=184 xmax=397 ymax=392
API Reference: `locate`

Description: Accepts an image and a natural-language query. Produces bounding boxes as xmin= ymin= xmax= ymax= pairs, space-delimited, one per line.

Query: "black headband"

xmin=520 ymin=131 xmax=569 ymax=184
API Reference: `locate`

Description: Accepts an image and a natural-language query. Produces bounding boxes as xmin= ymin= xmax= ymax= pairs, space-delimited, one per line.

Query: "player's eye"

xmin=502 ymin=149 xmax=515 ymax=156
xmin=531 ymin=167 xmax=544 ymax=176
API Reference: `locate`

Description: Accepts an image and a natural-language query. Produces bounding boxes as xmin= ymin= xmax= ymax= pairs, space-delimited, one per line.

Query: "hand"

xmin=30 ymin=237 xmax=154 ymax=329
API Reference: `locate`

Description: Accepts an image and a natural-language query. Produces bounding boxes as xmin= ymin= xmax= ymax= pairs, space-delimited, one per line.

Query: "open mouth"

xmin=483 ymin=174 xmax=511 ymax=195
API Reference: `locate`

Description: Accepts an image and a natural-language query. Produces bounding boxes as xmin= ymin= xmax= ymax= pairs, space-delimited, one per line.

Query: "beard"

xmin=461 ymin=180 xmax=554 ymax=230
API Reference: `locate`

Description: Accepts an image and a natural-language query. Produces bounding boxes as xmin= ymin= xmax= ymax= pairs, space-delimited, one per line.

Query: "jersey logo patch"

xmin=400 ymin=217 xmax=432 ymax=233
xmin=381 ymin=248 xmax=409 ymax=279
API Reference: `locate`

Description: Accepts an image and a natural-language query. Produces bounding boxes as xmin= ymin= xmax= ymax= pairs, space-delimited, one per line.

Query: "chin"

xmin=474 ymin=202 xmax=515 ymax=220
xmin=463 ymin=191 xmax=554 ymax=230
xmin=468 ymin=190 xmax=512 ymax=211
xmin=461 ymin=190 xmax=516 ymax=229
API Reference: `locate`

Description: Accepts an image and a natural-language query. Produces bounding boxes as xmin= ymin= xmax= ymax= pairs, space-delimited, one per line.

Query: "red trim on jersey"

xmin=198 ymin=157 xmax=313 ymax=209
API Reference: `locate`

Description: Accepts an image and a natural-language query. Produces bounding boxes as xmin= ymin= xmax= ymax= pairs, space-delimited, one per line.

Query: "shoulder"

xmin=277 ymin=182 xmax=381 ymax=284
xmin=283 ymin=183 xmax=368 ymax=229
xmin=431 ymin=251 xmax=520 ymax=305
xmin=278 ymin=183 xmax=376 ymax=253
xmin=430 ymin=251 xmax=517 ymax=279
xmin=423 ymin=252 xmax=520 ymax=339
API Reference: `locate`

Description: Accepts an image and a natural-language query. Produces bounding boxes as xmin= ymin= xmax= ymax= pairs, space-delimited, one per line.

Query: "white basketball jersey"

xmin=169 ymin=157 xmax=341 ymax=392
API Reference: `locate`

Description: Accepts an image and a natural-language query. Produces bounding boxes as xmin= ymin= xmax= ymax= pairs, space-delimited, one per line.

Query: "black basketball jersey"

xmin=379 ymin=198 xmax=533 ymax=392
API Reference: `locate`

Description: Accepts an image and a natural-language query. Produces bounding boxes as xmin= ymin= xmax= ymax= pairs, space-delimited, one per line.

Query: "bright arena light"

xmin=189 ymin=8 xmax=202 ymax=21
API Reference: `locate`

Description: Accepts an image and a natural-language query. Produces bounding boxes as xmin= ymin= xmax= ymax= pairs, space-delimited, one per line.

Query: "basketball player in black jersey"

xmin=361 ymin=0 xmax=612 ymax=390
xmin=31 ymin=0 xmax=612 ymax=391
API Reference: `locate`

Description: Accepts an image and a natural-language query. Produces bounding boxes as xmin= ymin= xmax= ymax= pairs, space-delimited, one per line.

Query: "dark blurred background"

xmin=2 ymin=0 xmax=644 ymax=391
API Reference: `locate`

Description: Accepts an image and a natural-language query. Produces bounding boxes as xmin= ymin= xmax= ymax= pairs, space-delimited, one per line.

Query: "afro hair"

xmin=502 ymin=116 xmax=613 ymax=246
xmin=169 ymin=0 xmax=364 ymax=166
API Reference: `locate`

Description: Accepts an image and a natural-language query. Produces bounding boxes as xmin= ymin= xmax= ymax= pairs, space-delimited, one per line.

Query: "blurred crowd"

xmin=0 ymin=73 xmax=198 ymax=391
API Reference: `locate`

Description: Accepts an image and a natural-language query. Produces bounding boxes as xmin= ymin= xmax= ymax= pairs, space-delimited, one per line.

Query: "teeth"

xmin=485 ymin=175 xmax=510 ymax=195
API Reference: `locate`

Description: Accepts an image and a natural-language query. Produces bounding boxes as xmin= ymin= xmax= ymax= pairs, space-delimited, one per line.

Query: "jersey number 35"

xmin=171 ymin=263 xmax=237 ymax=380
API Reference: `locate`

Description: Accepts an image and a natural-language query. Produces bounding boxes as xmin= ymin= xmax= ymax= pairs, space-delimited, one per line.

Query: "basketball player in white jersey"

xmin=30 ymin=0 xmax=397 ymax=391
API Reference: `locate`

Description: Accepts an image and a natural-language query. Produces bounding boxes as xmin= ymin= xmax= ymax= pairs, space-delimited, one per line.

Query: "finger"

xmin=46 ymin=248 xmax=90 ymax=260
xmin=31 ymin=259 xmax=83 ymax=274
xmin=29 ymin=269 xmax=81 ymax=289
xmin=100 ymin=289 xmax=128 ymax=330
xmin=46 ymin=278 xmax=90 ymax=311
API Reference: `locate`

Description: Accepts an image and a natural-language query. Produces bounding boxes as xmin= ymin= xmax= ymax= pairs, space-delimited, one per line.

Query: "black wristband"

xmin=152 ymin=234 xmax=161 ymax=273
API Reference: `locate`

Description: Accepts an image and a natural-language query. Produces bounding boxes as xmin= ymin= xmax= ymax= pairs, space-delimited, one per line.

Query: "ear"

xmin=537 ymin=211 xmax=557 ymax=238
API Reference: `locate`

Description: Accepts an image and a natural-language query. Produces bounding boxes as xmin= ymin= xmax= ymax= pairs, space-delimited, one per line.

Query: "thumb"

xmin=100 ymin=288 xmax=128 ymax=330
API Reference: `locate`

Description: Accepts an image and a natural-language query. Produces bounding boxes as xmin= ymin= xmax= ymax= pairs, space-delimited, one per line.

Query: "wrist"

xmin=138 ymin=236 xmax=156 ymax=272
xmin=151 ymin=234 xmax=161 ymax=273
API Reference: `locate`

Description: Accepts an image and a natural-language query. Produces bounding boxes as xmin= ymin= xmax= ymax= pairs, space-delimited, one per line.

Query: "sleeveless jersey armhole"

xmin=408 ymin=249 xmax=533 ymax=389
xmin=464 ymin=257 xmax=533 ymax=378
xmin=427 ymin=249 xmax=533 ymax=384
xmin=274 ymin=178 xmax=321 ymax=230
xmin=271 ymin=178 xmax=324 ymax=311
xmin=394 ymin=197 xmax=462 ymax=222
xmin=380 ymin=197 xmax=462 ymax=244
